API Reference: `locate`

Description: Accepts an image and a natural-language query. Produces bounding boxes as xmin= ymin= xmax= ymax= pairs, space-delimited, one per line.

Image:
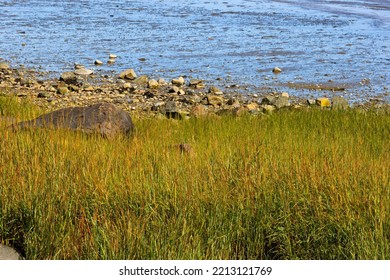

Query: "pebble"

xmin=109 ymin=54 xmax=117 ymax=59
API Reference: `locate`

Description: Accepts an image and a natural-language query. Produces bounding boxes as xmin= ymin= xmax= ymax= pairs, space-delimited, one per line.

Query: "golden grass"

xmin=1 ymin=97 xmax=389 ymax=259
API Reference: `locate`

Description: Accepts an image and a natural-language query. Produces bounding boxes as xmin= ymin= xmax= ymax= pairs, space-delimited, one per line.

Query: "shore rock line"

xmin=1 ymin=64 xmax=385 ymax=120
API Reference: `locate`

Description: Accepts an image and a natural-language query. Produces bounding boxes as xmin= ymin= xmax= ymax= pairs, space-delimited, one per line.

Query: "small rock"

xmin=0 ymin=62 xmax=10 ymax=70
xmin=209 ymin=86 xmax=223 ymax=95
xmin=307 ymin=99 xmax=316 ymax=105
xmin=74 ymin=68 xmax=93 ymax=76
xmin=109 ymin=54 xmax=117 ymax=59
xmin=273 ymin=96 xmax=290 ymax=109
xmin=172 ymin=76 xmax=185 ymax=86
xmin=175 ymin=143 xmax=193 ymax=154
xmin=261 ymin=95 xmax=276 ymax=105
xmin=262 ymin=105 xmax=276 ymax=114
xmin=207 ymin=95 xmax=224 ymax=106
xmin=332 ymin=96 xmax=349 ymax=110
xmin=281 ymin=92 xmax=289 ymax=98
xmin=83 ymin=85 xmax=94 ymax=91
xmin=190 ymin=104 xmax=208 ymax=117
xmin=119 ymin=69 xmax=137 ymax=80
xmin=57 ymin=86 xmax=69 ymax=95
xmin=162 ymin=100 xmax=182 ymax=119
xmin=272 ymin=67 xmax=282 ymax=74
xmin=107 ymin=58 xmax=116 ymax=64
xmin=60 ymin=72 xmax=77 ymax=85
xmin=316 ymin=97 xmax=331 ymax=107
xmin=169 ymin=86 xmax=180 ymax=94
xmin=94 ymin=60 xmax=104 ymax=65
xmin=245 ymin=103 xmax=258 ymax=111
xmin=38 ymin=92 xmax=49 ymax=98
xmin=158 ymin=78 xmax=168 ymax=85
xmin=74 ymin=63 xmax=84 ymax=70
xmin=148 ymin=79 xmax=159 ymax=89
xmin=133 ymin=75 xmax=149 ymax=85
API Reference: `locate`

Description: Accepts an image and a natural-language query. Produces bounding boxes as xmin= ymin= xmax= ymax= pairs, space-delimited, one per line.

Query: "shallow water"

xmin=0 ymin=0 xmax=389 ymax=102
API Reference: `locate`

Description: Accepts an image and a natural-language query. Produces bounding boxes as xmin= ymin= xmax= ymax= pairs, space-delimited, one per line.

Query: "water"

xmin=1 ymin=0 xmax=389 ymax=102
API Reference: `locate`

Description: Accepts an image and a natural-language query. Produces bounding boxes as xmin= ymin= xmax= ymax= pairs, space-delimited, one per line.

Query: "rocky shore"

xmin=0 ymin=61 xmax=388 ymax=119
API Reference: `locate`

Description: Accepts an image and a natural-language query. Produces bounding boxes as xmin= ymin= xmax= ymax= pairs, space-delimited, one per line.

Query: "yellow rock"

xmin=316 ymin=98 xmax=331 ymax=107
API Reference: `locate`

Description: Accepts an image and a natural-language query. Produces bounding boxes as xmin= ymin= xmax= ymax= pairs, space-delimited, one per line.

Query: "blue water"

xmin=0 ymin=0 xmax=389 ymax=102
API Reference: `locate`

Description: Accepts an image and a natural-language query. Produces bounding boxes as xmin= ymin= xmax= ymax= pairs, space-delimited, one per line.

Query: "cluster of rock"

xmin=0 ymin=62 xmax=359 ymax=123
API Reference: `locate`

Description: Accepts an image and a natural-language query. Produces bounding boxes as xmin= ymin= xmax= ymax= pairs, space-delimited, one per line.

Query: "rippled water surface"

xmin=1 ymin=0 xmax=389 ymax=102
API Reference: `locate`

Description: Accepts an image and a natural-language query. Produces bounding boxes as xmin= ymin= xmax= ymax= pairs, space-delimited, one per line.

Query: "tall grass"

xmin=1 ymin=96 xmax=389 ymax=259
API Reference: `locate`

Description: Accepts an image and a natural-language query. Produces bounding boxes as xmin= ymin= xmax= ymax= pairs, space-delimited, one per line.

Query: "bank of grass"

xmin=0 ymin=96 xmax=389 ymax=259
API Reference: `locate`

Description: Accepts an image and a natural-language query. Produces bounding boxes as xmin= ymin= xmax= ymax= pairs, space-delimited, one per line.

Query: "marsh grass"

xmin=1 ymin=96 xmax=389 ymax=259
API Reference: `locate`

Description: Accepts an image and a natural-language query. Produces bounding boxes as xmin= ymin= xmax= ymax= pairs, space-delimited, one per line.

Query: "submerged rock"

xmin=12 ymin=103 xmax=135 ymax=139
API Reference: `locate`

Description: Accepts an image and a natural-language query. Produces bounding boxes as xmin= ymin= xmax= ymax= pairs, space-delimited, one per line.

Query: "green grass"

xmin=1 ymin=96 xmax=389 ymax=259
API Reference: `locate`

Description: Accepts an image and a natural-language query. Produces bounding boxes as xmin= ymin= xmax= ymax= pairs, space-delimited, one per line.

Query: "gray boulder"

xmin=332 ymin=96 xmax=349 ymax=110
xmin=12 ymin=103 xmax=135 ymax=139
xmin=0 ymin=244 xmax=21 ymax=260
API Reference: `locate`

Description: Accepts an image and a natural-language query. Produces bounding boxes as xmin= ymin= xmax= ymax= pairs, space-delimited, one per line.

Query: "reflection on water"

xmin=0 ymin=0 xmax=389 ymax=102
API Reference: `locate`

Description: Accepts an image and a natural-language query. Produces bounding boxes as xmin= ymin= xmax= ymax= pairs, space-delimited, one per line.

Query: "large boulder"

xmin=0 ymin=244 xmax=21 ymax=260
xmin=12 ymin=103 xmax=135 ymax=139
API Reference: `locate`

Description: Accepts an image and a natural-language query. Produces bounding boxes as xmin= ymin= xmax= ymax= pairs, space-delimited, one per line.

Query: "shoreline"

xmin=0 ymin=62 xmax=389 ymax=119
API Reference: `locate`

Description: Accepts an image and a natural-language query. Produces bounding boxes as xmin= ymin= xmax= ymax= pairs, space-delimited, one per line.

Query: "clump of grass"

xmin=1 ymin=97 xmax=389 ymax=259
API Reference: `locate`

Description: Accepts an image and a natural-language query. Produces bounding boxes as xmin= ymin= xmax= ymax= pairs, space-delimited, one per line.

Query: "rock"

xmin=148 ymin=79 xmax=159 ymax=89
xmin=74 ymin=68 xmax=93 ymax=76
xmin=158 ymin=78 xmax=167 ymax=85
xmin=189 ymin=79 xmax=203 ymax=86
xmin=207 ymin=95 xmax=224 ymax=106
xmin=169 ymin=86 xmax=180 ymax=94
xmin=74 ymin=64 xmax=84 ymax=70
xmin=38 ymin=92 xmax=49 ymax=98
xmin=107 ymin=59 xmax=116 ymax=64
xmin=233 ymin=106 xmax=249 ymax=117
xmin=133 ymin=75 xmax=149 ymax=85
xmin=245 ymin=103 xmax=259 ymax=111
xmin=0 ymin=62 xmax=10 ymax=70
xmin=57 ymin=86 xmax=69 ymax=95
xmin=316 ymin=98 xmax=331 ymax=107
xmin=273 ymin=96 xmax=290 ymax=109
xmin=109 ymin=54 xmax=117 ymax=59
xmin=261 ymin=95 xmax=276 ymax=105
xmin=272 ymin=67 xmax=282 ymax=74
xmin=119 ymin=69 xmax=137 ymax=80
xmin=261 ymin=95 xmax=289 ymax=109
xmin=190 ymin=104 xmax=208 ymax=118
xmin=162 ymin=100 xmax=182 ymax=119
xmin=60 ymin=72 xmax=77 ymax=85
xmin=209 ymin=86 xmax=223 ymax=95
xmin=332 ymin=96 xmax=349 ymax=110
xmin=12 ymin=103 xmax=135 ymax=139
xmin=175 ymin=143 xmax=193 ymax=154
xmin=94 ymin=60 xmax=104 ymax=65
xmin=0 ymin=244 xmax=21 ymax=260
xmin=262 ymin=105 xmax=276 ymax=114
xmin=281 ymin=92 xmax=289 ymax=98
xmin=172 ymin=77 xmax=185 ymax=86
